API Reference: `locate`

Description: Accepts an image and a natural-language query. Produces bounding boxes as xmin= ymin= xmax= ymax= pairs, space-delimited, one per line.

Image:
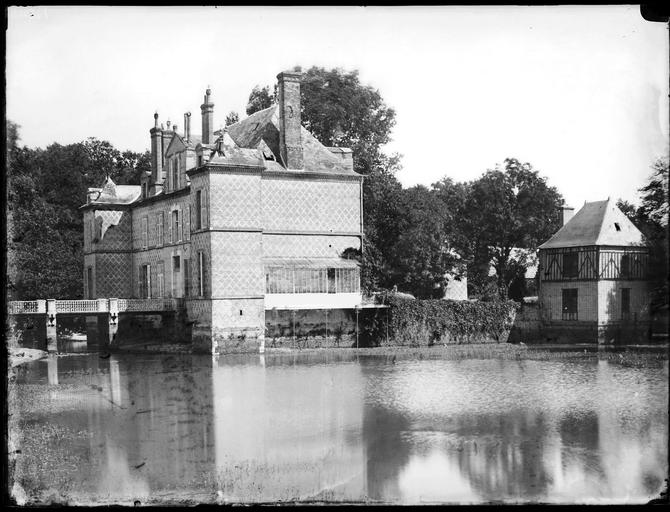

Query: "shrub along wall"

xmin=364 ymin=295 xmax=519 ymax=346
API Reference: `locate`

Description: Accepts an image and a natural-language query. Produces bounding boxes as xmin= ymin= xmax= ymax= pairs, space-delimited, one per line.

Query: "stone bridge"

xmin=7 ymin=298 xmax=185 ymax=352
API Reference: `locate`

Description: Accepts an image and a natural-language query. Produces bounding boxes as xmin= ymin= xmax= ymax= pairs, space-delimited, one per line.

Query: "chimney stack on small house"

xmin=150 ymin=112 xmax=163 ymax=186
xmin=201 ymin=87 xmax=215 ymax=144
xmin=277 ymin=71 xmax=304 ymax=170
xmin=562 ymin=205 xmax=575 ymax=226
xmin=184 ymin=112 xmax=191 ymax=141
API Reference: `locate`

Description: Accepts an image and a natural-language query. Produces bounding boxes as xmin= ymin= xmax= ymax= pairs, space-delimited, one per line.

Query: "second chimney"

xmin=277 ymin=71 xmax=303 ymax=170
xmin=201 ymin=88 xmax=214 ymax=144
xmin=561 ymin=205 xmax=575 ymax=226
xmin=184 ymin=112 xmax=191 ymax=141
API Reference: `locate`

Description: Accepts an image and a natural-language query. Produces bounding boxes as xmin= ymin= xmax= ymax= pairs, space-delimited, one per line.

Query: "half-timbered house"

xmin=537 ymin=199 xmax=650 ymax=342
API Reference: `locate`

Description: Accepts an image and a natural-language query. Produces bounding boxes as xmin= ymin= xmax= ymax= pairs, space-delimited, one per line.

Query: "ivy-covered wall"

xmin=363 ymin=294 xmax=519 ymax=346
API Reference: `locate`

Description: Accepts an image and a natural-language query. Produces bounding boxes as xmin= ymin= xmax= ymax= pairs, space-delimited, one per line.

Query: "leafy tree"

xmin=225 ymin=111 xmax=240 ymax=127
xmin=6 ymin=122 xmax=149 ymax=299
xmin=463 ymin=158 xmax=563 ymax=299
xmin=247 ymin=67 xmax=406 ymax=292
xmin=618 ymin=156 xmax=669 ymax=309
xmin=388 ymin=185 xmax=459 ymax=298
xmin=245 ymin=85 xmax=275 ymax=115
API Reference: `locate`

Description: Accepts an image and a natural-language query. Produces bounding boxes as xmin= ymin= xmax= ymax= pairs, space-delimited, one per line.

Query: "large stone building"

xmin=81 ymin=72 xmax=364 ymax=351
xmin=537 ymin=199 xmax=650 ymax=342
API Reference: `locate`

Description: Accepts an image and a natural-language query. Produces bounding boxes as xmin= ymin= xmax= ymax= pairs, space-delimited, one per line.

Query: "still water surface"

xmin=11 ymin=350 xmax=668 ymax=504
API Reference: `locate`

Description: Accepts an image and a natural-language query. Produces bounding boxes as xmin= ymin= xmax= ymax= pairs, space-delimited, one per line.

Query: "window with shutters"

xmin=141 ymin=217 xmax=148 ymax=249
xmin=156 ymin=212 xmax=164 ymax=247
xmin=172 ymin=159 xmax=179 ymax=190
xmin=202 ymin=189 xmax=208 ymax=229
xmin=184 ymin=205 xmax=190 ymax=241
xmin=156 ymin=262 xmax=165 ymax=298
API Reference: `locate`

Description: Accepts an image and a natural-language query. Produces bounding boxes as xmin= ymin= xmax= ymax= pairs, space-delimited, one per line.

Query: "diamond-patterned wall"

xmin=209 ymin=173 xmax=261 ymax=228
xmin=210 ymin=232 xmax=263 ymax=297
xmin=262 ymin=234 xmax=361 ymax=259
xmin=95 ymin=252 xmax=132 ymax=298
xmin=262 ymin=177 xmax=361 ymax=233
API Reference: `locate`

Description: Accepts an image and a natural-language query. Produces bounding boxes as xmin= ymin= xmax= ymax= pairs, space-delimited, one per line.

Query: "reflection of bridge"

xmin=7 ymin=298 xmax=185 ymax=352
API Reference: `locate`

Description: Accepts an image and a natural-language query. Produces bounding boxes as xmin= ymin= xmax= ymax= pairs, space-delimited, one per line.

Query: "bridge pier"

xmin=46 ymin=299 xmax=58 ymax=353
xmin=108 ymin=298 xmax=119 ymax=346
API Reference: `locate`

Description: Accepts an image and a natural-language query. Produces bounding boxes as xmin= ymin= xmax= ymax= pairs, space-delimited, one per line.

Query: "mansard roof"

xmin=226 ymin=105 xmax=358 ymax=176
xmin=539 ymin=198 xmax=646 ymax=249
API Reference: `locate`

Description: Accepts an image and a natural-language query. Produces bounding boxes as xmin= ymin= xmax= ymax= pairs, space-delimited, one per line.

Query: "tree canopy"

xmin=461 ymin=158 xmax=563 ymax=298
xmin=618 ymin=156 xmax=669 ymax=309
xmin=6 ymin=122 xmax=150 ymax=300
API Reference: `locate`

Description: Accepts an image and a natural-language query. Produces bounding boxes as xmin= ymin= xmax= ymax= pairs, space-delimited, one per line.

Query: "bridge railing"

xmin=8 ymin=298 xmax=185 ymax=315
xmin=117 ymin=298 xmax=184 ymax=312
xmin=8 ymin=301 xmax=44 ymax=315
xmin=55 ymin=299 xmax=103 ymax=313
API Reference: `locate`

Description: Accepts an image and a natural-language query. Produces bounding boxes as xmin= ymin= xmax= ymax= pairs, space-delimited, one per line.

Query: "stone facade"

xmin=81 ymin=71 xmax=364 ymax=353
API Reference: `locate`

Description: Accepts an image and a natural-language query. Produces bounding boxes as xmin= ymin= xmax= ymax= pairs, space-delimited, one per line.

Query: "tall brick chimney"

xmin=160 ymin=121 xmax=171 ymax=181
xmin=150 ymin=112 xmax=163 ymax=185
xmin=201 ymin=88 xmax=214 ymax=144
xmin=277 ymin=71 xmax=303 ymax=170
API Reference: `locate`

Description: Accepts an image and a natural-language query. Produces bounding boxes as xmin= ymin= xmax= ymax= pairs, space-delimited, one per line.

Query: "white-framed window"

xmin=139 ymin=263 xmax=151 ymax=299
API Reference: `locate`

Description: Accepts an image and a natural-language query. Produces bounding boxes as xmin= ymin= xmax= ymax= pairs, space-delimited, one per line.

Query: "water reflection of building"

xmin=357 ymin=358 xmax=668 ymax=504
xmin=42 ymin=354 xmax=217 ymax=502
xmin=211 ymin=354 xmax=367 ymax=502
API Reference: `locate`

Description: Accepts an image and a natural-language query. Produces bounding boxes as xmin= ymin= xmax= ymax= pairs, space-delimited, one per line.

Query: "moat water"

xmin=9 ymin=349 xmax=668 ymax=504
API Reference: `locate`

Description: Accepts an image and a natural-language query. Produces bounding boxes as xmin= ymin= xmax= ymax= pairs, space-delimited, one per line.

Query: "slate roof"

xmin=226 ymin=105 xmax=357 ymax=176
xmin=539 ymin=198 xmax=646 ymax=249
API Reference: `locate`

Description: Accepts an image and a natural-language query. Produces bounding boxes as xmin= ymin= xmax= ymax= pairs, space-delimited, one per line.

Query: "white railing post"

xmin=108 ymin=298 xmax=119 ymax=346
xmin=97 ymin=298 xmax=108 ymax=313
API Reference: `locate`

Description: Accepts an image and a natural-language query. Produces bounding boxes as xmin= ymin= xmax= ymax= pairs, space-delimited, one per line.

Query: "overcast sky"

xmin=7 ymin=5 xmax=669 ymax=208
